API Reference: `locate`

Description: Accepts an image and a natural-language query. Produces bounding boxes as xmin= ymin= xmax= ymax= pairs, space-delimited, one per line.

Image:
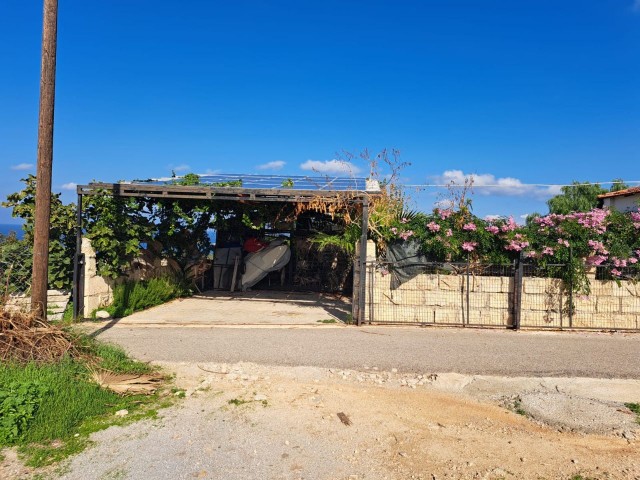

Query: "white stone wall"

xmin=4 ymin=289 xmax=70 ymax=321
xmin=81 ymin=237 xmax=113 ymax=315
xmin=602 ymin=195 xmax=640 ymax=213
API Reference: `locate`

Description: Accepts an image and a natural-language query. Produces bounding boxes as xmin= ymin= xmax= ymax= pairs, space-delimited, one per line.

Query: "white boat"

xmin=241 ymin=239 xmax=291 ymax=291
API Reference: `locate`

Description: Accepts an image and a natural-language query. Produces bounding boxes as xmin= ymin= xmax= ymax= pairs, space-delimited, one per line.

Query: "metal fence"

xmin=365 ymin=259 xmax=640 ymax=331
xmin=0 ymin=241 xmax=32 ymax=302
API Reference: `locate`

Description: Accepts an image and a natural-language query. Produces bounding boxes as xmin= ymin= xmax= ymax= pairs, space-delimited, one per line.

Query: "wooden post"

xmin=31 ymin=0 xmax=58 ymax=319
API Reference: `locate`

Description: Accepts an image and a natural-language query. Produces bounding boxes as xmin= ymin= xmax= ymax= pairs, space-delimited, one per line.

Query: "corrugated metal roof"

xmin=127 ymin=173 xmax=376 ymax=192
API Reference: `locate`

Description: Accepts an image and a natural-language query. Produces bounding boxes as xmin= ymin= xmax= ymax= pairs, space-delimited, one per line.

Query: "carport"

xmin=72 ymin=174 xmax=379 ymax=325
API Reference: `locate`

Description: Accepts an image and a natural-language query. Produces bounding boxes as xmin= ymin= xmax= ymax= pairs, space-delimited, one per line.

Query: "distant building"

xmin=598 ymin=186 xmax=640 ymax=212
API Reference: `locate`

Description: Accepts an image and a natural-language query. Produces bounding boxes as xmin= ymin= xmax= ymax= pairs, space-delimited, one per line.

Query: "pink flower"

xmin=557 ymin=238 xmax=570 ymax=247
xmin=587 ymin=240 xmax=608 ymax=255
xmin=505 ymin=240 xmax=530 ymax=252
xmin=501 ymin=216 xmax=517 ymax=232
xmin=426 ymin=221 xmax=441 ymax=232
xmin=628 ymin=257 xmax=638 ymax=264
xmin=390 ymin=227 xmax=398 ymax=235
xmin=485 ymin=225 xmax=500 ymax=234
xmin=462 ymin=241 xmax=477 ymax=252
xmin=445 ymin=229 xmax=453 ymax=237
xmin=612 ymin=257 xmax=627 ymax=268
xmin=586 ymin=255 xmax=607 ymax=266
xmin=438 ymin=209 xmax=453 ymax=220
xmin=399 ymin=230 xmax=414 ymax=241
xmin=542 ymin=247 xmax=554 ymax=256
xmin=400 ymin=217 xmax=409 ymax=224
xmin=611 ymin=268 xmax=622 ymax=277
xmin=462 ymin=222 xmax=477 ymax=231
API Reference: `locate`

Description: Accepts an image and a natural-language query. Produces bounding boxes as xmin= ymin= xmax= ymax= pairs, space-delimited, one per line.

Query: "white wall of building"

xmin=602 ymin=194 xmax=640 ymax=212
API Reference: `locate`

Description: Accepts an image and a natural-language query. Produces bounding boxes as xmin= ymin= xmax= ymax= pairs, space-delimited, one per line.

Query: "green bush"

xmin=105 ymin=277 xmax=191 ymax=318
xmin=0 ymin=340 xmax=162 ymax=467
xmin=0 ymin=381 xmax=48 ymax=444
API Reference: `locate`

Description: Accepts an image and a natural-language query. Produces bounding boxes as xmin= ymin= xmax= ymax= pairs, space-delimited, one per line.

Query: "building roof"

xmin=597 ymin=186 xmax=640 ymax=199
xmin=77 ymin=173 xmax=380 ymax=204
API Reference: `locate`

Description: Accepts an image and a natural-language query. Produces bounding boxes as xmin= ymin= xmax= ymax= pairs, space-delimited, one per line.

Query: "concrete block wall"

xmin=366 ymin=268 xmax=639 ymax=330
xmin=365 ymin=270 xmax=514 ymax=326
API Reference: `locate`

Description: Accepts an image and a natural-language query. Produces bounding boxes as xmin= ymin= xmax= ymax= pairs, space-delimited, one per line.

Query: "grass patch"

xmin=104 ymin=276 xmax=192 ymax=318
xmin=0 ymin=335 xmax=172 ymax=468
xmin=511 ymin=398 xmax=527 ymax=416
xmin=316 ymin=318 xmax=337 ymax=324
xmin=625 ymin=402 xmax=640 ymax=423
xmin=228 ymin=398 xmax=249 ymax=407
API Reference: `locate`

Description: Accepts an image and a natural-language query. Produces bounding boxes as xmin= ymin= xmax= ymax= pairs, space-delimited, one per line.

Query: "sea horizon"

xmin=0 ymin=223 xmax=25 ymax=239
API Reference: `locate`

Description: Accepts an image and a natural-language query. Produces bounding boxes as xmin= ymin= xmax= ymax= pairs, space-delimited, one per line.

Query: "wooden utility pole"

xmin=31 ymin=0 xmax=58 ymax=319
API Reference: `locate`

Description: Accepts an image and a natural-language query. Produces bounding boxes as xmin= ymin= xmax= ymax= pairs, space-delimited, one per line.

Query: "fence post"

xmin=72 ymin=192 xmax=83 ymax=320
xmin=513 ymin=252 xmax=524 ymax=330
xmin=465 ymin=254 xmax=470 ymax=326
xmin=568 ymin=246 xmax=574 ymax=329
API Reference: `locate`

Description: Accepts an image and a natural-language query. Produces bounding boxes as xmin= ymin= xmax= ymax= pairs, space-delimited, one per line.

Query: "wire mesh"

xmin=366 ymin=259 xmax=640 ymax=330
xmin=366 ymin=261 xmax=515 ymax=327
xmin=573 ymin=264 xmax=640 ymax=330
xmin=0 ymin=238 xmax=32 ymax=308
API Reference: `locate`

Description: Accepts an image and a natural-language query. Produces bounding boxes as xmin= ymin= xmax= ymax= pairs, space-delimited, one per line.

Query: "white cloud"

xmin=61 ymin=182 xmax=77 ymax=190
xmin=430 ymin=170 xmax=559 ymax=200
xmin=171 ymin=164 xmax=190 ymax=172
xmin=633 ymin=0 xmax=640 ymax=12
xmin=257 ymin=160 xmax=285 ymax=171
xmin=300 ymin=159 xmax=361 ymax=175
xmin=433 ymin=199 xmax=454 ymax=209
xmin=11 ymin=163 xmax=34 ymax=171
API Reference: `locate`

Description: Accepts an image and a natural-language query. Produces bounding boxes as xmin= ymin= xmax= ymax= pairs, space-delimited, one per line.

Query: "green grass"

xmin=0 ymin=337 xmax=171 ymax=468
xmin=316 ymin=318 xmax=337 ymax=324
xmin=104 ymin=276 xmax=192 ymax=318
xmin=625 ymin=402 xmax=640 ymax=423
xmin=512 ymin=398 xmax=527 ymax=416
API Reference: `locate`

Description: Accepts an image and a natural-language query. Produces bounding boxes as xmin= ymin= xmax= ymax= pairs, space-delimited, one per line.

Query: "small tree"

xmin=2 ymin=175 xmax=76 ymax=289
xmin=547 ymin=182 xmax=607 ymax=214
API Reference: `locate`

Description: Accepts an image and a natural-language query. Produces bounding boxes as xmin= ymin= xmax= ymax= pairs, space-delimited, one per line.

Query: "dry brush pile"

xmin=0 ymin=308 xmax=75 ymax=363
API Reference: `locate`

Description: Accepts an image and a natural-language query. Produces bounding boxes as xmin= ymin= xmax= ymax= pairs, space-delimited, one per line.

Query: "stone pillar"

xmin=81 ymin=237 xmax=113 ymax=315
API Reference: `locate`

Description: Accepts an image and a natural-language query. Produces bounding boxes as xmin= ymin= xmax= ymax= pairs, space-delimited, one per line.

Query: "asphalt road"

xmin=92 ymin=325 xmax=640 ymax=378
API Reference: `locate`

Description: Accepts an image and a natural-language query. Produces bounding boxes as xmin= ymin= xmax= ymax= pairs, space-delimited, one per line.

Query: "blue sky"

xmin=1 ymin=0 xmax=639 ymax=223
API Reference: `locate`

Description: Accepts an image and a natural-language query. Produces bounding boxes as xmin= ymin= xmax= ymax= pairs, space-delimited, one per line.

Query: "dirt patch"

xmin=49 ymin=362 xmax=640 ymax=480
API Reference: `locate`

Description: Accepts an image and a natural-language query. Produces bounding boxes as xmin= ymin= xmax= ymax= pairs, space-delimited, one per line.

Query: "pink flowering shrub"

xmin=381 ymin=204 xmax=640 ymax=287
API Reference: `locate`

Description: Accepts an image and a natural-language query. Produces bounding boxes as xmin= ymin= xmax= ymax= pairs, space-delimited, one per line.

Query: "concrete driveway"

xmin=108 ymin=290 xmax=351 ymax=326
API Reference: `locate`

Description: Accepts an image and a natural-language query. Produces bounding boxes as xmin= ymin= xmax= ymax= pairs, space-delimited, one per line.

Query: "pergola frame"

xmin=73 ymin=181 xmax=374 ymax=325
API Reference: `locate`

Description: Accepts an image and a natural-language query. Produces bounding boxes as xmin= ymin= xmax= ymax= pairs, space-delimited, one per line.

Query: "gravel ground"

xmin=51 ymin=362 xmax=640 ymax=480
xmin=89 ymin=324 xmax=640 ymax=378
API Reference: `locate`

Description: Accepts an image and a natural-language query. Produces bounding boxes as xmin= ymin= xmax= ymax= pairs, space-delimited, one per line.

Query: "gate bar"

xmin=72 ymin=193 xmax=83 ymax=320
xmin=357 ymin=196 xmax=369 ymax=326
